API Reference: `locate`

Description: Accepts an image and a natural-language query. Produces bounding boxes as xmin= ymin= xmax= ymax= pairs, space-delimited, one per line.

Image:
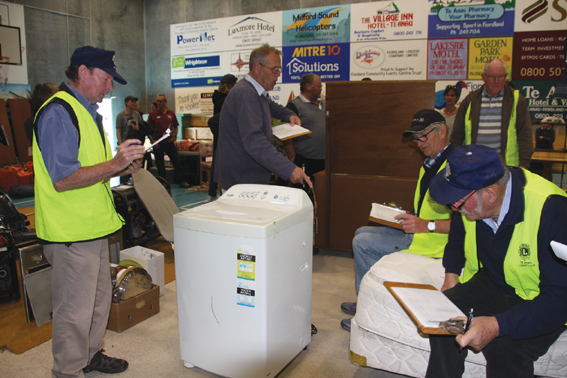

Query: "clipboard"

xmin=384 ymin=281 xmax=465 ymax=335
xmin=369 ymin=216 xmax=404 ymax=230
xmin=368 ymin=203 xmax=408 ymax=230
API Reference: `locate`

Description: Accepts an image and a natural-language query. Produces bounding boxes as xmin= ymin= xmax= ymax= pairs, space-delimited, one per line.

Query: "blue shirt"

xmin=37 ymin=83 xmax=100 ymax=183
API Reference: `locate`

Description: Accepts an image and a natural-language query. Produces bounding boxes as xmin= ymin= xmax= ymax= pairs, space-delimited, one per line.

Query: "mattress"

xmin=349 ymin=252 xmax=567 ymax=378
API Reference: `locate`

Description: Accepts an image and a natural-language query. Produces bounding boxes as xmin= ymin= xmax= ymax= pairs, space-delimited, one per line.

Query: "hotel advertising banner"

xmin=428 ymin=0 xmax=515 ymax=39
xmin=516 ymin=80 xmax=567 ymax=122
xmin=282 ymin=43 xmax=350 ymax=83
xmin=350 ymin=0 xmax=428 ymax=42
xmin=350 ymin=39 xmax=427 ymax=81
xmin=427 ymin=38 xmax=468 ymax=80
xmin=468 ymin=36 xmax=514 ymax=80
xmin=282 ymin=5 xmax=351 ymax=46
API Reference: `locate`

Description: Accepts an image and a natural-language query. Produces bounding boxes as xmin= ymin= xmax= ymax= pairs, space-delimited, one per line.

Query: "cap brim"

xmin=102 ymin=68 xmax=127 ymax=85
xmin=429 ymin=170 xmax=473 ymax=205
xmin=402 ymin=124 xmax=432 ymax=138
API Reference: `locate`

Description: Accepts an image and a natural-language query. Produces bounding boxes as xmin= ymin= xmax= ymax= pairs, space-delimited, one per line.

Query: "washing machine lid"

xmin=173 ymin=184 xmax=313 ymax=238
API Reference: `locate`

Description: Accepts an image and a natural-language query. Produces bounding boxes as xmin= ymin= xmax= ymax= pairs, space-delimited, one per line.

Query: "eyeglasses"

xmin=453 ymin=190 xmax=478 ymax=211
xmin=156 ymin=99 xmax=165 ymax=103
xmin=259 ymin=62 xmax=282 ymax=74
xmin=410 ymin=128 xmax=435 ymax=143
xmin=484 ymin=74 xmax=507 ymax=81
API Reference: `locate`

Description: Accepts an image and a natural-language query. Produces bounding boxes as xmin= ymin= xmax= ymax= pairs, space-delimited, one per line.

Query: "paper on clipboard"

xmin=369 ymin=203 xmax=408 ymax=230
xmin=272 ymin=123 xmax=311 ymax=141
xmin=384 ymin=281 xmax=466 ymax=335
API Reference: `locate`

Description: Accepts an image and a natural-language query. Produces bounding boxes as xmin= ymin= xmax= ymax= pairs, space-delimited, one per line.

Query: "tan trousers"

xmin=44 ymin=239 xmax=111 ymax=378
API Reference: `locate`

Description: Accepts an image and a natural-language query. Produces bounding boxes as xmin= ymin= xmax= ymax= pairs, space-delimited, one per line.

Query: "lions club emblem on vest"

xmin=519 ymin=243 xmax=531 ymax=261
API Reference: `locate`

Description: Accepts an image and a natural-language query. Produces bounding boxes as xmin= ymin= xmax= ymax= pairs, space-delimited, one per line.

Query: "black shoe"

xmin=341 ymin=318 xmax=351 ymax=331
xmin=84 ymin=349 xmax=128 ymax=374
xmin=340 ymin=301 xmax=356 ymax=316
xmin=179 ymin=182 xmax=192 ymax=188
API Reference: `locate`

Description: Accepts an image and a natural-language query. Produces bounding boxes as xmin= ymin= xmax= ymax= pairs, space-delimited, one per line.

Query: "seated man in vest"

xmin=450 ymin=59 xmax=533 ymax=168
xmin=340 ymin=109 xmax=453 ymax=330
xmin=33 ymin=46 xmax=145 ymax=377
xmin=426 ymin=145 xmax=567 ymax=378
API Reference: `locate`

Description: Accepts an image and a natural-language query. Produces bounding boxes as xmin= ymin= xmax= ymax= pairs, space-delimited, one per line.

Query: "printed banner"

xmin=282 ymin=5 xmax=351 ymax=46
xmin=171 ymin=19 xmax=223 ymax=56
xmin=282 ymin=43 xmax=350 ymax=83
xmin=468 ymin=36 xmax=514 ymax=80
xmin=350 ymin=0 xmax=428 ymax=42
xmin=428 ymin=0 xmax=515 ymax=39
xmin=517 ymin=80 xmax=567 ymax=122
xmin=512 ymin=30 xmax=566 ymax=81
xmin=350 ymin=39 xmax=427 ymax=81
xmin=427 ymin=39 xmax=469 ymax=80
xmin=223 ymin=12 xmax=282 ymax=50
xmin=514 ymin=0 xmax=567 ymax=32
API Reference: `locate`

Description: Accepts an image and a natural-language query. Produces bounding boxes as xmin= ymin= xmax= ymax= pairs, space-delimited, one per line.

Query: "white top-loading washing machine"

xmin=173 ymin=184 xmax=313 ymax=378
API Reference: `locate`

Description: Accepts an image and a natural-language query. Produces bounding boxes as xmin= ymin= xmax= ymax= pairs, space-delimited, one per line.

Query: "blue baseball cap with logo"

xmin=429 ymin=145 xmax=505 ymax=205
xmin=70 ymin=46 xmax=127 ymax=85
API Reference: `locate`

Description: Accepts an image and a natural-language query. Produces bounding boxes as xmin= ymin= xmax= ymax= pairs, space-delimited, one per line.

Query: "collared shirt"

xmin=483 ymin=172 xmax=512 ymax=232
xmin=37 ymin=83 xmax=100 ymax=183
xmin=245 ymin=75 xmax=267 ymax=97
xmin=424 ymin=143 xmax=451 ymax=169
xmin=298 ymin=93 xmax=323 ymax=110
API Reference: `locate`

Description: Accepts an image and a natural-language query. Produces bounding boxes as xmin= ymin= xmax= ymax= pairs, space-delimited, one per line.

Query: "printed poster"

xmin=514 ymin=0 xmax=567 ymax=32
xmin=350 ymin=39 xmax=427 ymax=81
xmin=171 ymin=19 xmax=223 ymax=56
xmin=427 ymin=39 xmax=468 ymax=80
xmin=282 ymin=5 xmax=351 ymax=46
xmin=282 ymin=43 xmax=350 ymax=83
xmin=350 ymin=0 xmax=428 ymax=42
xmin=468 ymin=37 xmax=514 ymax=80
xmin=516 ymin=80 xmax=567 ymax=122
xmin=428 ymin=0 xmax=515 ymax=39
xmin=223 ymin=12 xmax=282 ymax=50
xmin=512 ymin=30 xmax=566 ymax=81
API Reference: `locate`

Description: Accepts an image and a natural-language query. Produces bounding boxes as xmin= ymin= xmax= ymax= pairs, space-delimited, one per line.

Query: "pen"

xmin=302 ymin=164 xmax=306 ymax=190
xmin=460 ymin=308 xmax=474 ymax=352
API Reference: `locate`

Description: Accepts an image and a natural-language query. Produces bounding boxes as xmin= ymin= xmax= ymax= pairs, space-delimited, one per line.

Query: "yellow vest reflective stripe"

xmin=461 ymin=170 xmax=567 ymax=300
xmin=405 ymin=161 xmax=451 ymax=258
xmin=464 ymin=90 xmax=520 ymax=167
xmin=32 ymin=91 xmax=123 ymax=242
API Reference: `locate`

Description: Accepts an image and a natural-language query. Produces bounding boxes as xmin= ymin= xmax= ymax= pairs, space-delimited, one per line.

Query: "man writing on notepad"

xmin=340 ymin=109 xmax=453 ymax=331
xmin=426 ymin=145 xmax=567 ymax=378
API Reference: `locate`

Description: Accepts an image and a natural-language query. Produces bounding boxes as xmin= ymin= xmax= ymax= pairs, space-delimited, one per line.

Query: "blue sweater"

xmin=444 ymin=168 xmax=567 ymax=339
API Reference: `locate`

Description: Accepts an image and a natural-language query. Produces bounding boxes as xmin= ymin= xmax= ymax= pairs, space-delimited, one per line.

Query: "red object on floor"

xmin=0 ymin=166 xmax=19 ymax=192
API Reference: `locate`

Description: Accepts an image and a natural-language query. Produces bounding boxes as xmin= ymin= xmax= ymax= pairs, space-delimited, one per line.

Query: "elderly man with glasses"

xmin=425 ymin=144 xmax=567 ymax=378
xmin=215 ymin=44 xmax=311 ymax=191
xmin=450 ymin=58 xmax=533 ymax=168
xmin=340 ymin=109 xmax=453 ymax=331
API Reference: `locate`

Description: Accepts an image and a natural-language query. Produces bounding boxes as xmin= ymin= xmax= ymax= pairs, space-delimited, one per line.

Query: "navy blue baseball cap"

xmin=403 ymin=109 xmax=446 ymax=138
xmin=70 ymin=46 xmax=127 ymax=85
xmin=221 ymin=74 xmax=237 ymax=84
xmin=429 ymin=145 xmax=505 ymax=205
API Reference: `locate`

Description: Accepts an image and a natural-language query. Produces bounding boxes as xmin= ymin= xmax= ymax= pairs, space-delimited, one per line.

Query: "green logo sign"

xmin=172 ymin=57 xmax=184 ymax=68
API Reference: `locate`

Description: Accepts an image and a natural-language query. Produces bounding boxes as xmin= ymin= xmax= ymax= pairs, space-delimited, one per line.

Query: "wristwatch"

xmin=427 ymin=220 xmax=436 ymax=233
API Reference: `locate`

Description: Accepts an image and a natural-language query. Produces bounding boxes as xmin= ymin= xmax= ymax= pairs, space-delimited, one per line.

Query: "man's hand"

xmin=456 ymin=316 xmax=499 ymax=352
xmin=289 ymin=166 xmax=313 ymax=188
xmin=395 ymin=213 xmax=428 ymax=234
xmin=289 ymin=115 xmax=301 ymax=126
xmin=441 ymin=273 xmax=460 ymax=292
xmin=115 ymin=139 xmax=146 ymax=171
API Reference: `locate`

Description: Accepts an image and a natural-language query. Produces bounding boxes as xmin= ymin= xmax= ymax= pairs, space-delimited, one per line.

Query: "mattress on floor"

xmin=349 ymin=252 xmax=567 ymax=378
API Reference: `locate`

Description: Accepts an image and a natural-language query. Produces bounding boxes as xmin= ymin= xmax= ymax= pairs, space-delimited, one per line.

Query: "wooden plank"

xmin=8 ymin=99 xmax=32 ymax=163
xmin=0 ymin=99 xmax=18 ymax=166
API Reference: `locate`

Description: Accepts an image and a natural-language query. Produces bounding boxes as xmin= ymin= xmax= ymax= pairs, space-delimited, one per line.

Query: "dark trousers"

xmin=426 ymin=269 xmax=565 ymax=378
xmin=153 ymin=141 xmax=186 ymax=184
xmin=291 ymin=154 xmax=325 ymax=196
xmin=208 ymin=147 xmax=218 ymax=197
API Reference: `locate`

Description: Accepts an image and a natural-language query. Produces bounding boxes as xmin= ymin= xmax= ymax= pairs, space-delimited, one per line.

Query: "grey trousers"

xmin=44 ymin=239 xmax=112 ymax=378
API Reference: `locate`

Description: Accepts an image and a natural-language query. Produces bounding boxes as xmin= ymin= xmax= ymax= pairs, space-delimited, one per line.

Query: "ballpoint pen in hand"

xmin=460 ymin=308 xmax=474 ymax=351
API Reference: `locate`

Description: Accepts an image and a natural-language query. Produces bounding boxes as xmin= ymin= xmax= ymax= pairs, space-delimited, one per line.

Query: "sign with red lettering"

xmin=512 ymin=30 xmax=566 ymax=81
xmin=427 ymin=39 xmax=468 ymax=80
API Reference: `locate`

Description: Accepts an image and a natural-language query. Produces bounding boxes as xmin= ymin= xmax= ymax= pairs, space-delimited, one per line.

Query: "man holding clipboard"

xmin=426 ymin=145 xmax=567 ymax=378
xmin=341 ymin=109 xmax=454 ymax=330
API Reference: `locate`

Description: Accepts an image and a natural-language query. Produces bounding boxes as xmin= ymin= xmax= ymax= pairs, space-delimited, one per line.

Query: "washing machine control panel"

xmin=221 ymin=185 xmax=306 ymax=207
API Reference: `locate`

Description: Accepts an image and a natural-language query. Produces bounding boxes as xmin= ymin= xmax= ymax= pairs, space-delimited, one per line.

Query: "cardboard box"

xmin=107 ymin=284 xmax=160 ymax=333
xmin=120 ymin=246 xmax=165 ymax=296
